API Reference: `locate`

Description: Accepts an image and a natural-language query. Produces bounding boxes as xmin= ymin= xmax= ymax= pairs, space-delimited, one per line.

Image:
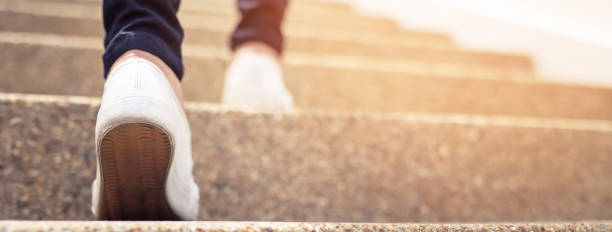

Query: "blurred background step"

xmin=95 ymin=0 xmax=405 ymax=32
xmin=67 ymin=0 xmax=355 ymax=13
xmin=0 ymin=12 xmax=532 ymax=75
xmin=1 ymin=221 xmax=611 ymax=232
xmin=185 ymin=0 xmax=358 ymax=19
xmin=0 ymin=31 xmax=531 ymax=81
xmin=2 ymin=0 xmax=611 ymax=225
xmin=2 ymin=93 xmax=612 ymax=221
xmin=1 ymin=39 xmax=609 ymax=120
xmin=0 ymin=0 xmax=454 ymax=49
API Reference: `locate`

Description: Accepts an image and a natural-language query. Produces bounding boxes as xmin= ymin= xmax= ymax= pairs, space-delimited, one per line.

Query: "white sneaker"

xmin=91 ymin=58 xmax=199 ymax=220
xmin=222 ymin=50 xmax=295 ymax=112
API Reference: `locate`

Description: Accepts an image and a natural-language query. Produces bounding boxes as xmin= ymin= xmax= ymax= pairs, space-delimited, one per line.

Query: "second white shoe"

xmin=222 ymin=50 xmax=295 ymax=112
xmin=91 ymin=58 xmax=199 ymax=220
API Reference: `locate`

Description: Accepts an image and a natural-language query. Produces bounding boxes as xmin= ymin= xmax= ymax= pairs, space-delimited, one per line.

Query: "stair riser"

xmin=0 ymin=10 xmax=452 ymax=50
xmin=1 ymin=43 xmax=609 ymax=120
xmin=67 ymin=0 xmax=356 ymax=15
xmin=0 ymin=0 xmax=407 ymax=39
xmin=101 ymin=0 xmax=365 ymax=21
xmin=190 ymin=0 xmax=357 ymax=19
xmin=2 ymin=98 xmax=611 ymax=221
xmin=184 ymin=1 xmax=400 ymax=31
xmin=0 ymin=12 xmax=530 ymax=71
xmin=1 ymin=221 xmax=611 ymax=232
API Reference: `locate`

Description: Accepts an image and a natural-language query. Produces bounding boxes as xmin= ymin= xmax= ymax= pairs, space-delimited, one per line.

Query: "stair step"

xmin=69 ymin=0 xmax=355 ymax=13
xmin=2 ymin=93 xmax=612 ymax=221
xmin=0 ymin=32 xmax=528 ymax=81
xmin=0 ymin=0 xmax=454 ymax=49
xmin=1 ymin=40 xmax=609 ymax=120
xmin=185 ymin=1 xmax=400 ymax=32
xmin=188 ymin=0 xmax=357 ymax=18
xmin=71 ymin=0 xmax=401 ymax=31
xmin=0 ymin=12 xmax=531 ymax=74
xmin=1 ymin=221 xmax=611 ymax=232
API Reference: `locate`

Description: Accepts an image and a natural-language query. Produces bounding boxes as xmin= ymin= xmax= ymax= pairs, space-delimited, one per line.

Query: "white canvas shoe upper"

xmin=92 ymin=58 xmax=199 ymax=220
xmin=222 ymin=50 xmax=295 ymax=112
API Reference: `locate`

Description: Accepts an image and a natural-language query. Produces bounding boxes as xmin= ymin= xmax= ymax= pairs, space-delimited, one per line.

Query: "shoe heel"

xmin=97 ymin=123 xmax=180 ymax=220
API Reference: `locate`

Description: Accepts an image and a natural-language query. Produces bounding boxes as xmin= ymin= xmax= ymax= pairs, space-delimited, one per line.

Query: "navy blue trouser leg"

xmin=231 ymin=0 xmax=289 ymax=55
xmin=102 ymin=0 xmax=184 ymax=79
xmin=102 ymin=0 xmax=288 ymax=80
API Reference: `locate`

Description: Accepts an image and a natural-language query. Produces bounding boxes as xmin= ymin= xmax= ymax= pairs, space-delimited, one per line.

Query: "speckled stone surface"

xmin=1 ymin=221 xmax=612 ymax=232
xmin=1 ymin=43 xmax=610 ymax=120
xmin=1 ymin=94 xmax=612 ymax=221
xmin=1 ymin=0 xmax=452 ymax=48
xmin=0 ymin=11 xmax=528 ymax=71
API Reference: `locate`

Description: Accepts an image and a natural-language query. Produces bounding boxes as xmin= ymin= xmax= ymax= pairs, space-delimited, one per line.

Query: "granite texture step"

xmin=72 ymin=0 xmax=355 ymax=13
xmin=1 ymin=41 xmax=610 ymax=120
xmin=1 ymin=221 xmax=611 ymax=232
xmin=0 ymin=32 xmax=528 ymax=83
xmin=0 ymin=12 xmax=531 ymax=74
xmin=186 ymin=0 xmax=358 ymax=19
xmin=165 ymin=0 xmax=406 ymax=31
xmin=0 ymin=0 xmax=453 ymax=49
xmin=2 ymin=93 xmax=612 ymax=221
xmin=129 ymin=0 xmax=402 ymax=32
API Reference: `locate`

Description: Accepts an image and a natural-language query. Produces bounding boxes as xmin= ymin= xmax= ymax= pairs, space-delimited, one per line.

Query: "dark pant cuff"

xmin=102 ymin=31 xmax=184 ymax=80
xmin=230 ymin=0 xmax=287 ymax=55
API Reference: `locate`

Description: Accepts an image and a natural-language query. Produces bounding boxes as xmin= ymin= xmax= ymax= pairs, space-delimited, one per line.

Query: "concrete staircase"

xmin=2 ymin=93 xmax=612 ymax=222
xmin=2 ymin=1 xmax=612 ymax=119
xmin=1 ymin=0 xmax=612 ymax=228
xmin=1 ymin=221 xmax=611 ymax=232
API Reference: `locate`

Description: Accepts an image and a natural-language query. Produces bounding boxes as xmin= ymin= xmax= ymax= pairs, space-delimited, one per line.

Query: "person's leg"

xmin=92 ymin=0 xmax=199 ymax=221
xmin=222 ymin=0 xmax=295 ymax=112
xmin=103 ymin=0 xmax=185 ymax=103
xmin=230 ymin=0 xmax=288 ymax=55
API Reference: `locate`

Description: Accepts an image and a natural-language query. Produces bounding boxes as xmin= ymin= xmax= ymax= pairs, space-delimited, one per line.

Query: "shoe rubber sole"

xmin=97 ymin=123 xmax=180 ymax=220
